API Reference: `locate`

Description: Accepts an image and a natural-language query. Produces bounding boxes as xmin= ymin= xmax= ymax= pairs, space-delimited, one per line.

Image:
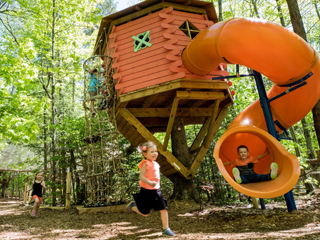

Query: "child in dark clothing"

xmin=30 ymin=172 xmax=46 ymax=217
xmin=88 ymin=69 xmax=101 ymax=116
xmin=224 ymin=145 xmax=278 ymax=184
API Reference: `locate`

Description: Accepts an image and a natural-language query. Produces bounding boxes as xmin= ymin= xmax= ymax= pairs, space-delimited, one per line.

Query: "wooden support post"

xmin=189 ymin=118 xmax=211 ymax=158
xmin=65 ymin=171 xmax=72 ymax=210
xmin=28 ymin=189 xmax=32 ymax=203
xmin=23 ymin=183 xmax=28 ymax=204
xmin=16 ymin=177 xmax=19 ymax=200
xmin=11 ymin=175 xmax=14 ymax=199
xmin=120 ymin=108 xmax=189 ymax=178
xmin=163 ymin=97 xmax=179 ymax=151
xmin=204 ymin=99 xmax=221 ymax=148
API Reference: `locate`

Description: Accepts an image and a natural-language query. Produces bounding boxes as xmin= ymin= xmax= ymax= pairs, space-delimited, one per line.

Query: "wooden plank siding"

xmin=107 ymin=7 xmax=228 ymax=97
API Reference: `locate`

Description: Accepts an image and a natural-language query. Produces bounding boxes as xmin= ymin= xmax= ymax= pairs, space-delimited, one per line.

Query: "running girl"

xmin=126 ymin=141 xmax=176 ymax=237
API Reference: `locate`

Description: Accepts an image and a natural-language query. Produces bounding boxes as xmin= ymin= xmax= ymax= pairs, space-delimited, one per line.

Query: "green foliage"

xmin=1 ymin=0 xmax=319 ymax=205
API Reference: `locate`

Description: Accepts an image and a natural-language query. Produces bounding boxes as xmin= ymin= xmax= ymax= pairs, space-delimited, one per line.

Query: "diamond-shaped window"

xmin=179 ymin=20 xmax=200 ymax=39
xmin=132 ymin=30 xmax=152 ymax=52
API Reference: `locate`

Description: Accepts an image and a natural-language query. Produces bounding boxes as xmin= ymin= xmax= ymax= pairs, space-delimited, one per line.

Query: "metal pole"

xmin=253 ymin=70 xmax=297 ymax=212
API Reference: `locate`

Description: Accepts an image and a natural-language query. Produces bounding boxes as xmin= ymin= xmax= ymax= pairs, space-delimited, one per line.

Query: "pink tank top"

xmin=139 ymin=159 xmax=160 ymax=190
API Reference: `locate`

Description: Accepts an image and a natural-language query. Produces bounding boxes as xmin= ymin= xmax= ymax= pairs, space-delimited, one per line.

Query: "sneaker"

xmin=232 ymin=167 xmax=242 ymax=184
xmin=31 ymin=211 xmax=36 ymax=217
xmin=126 ymin=201 xmax=136 ymax=213
xmin=162 ymin=228 xmax=176 ymax=237
xmin=270 ymin=162 xmax=278 ymax=179
xmin=35 ymin=213 xmax=38 ymax=218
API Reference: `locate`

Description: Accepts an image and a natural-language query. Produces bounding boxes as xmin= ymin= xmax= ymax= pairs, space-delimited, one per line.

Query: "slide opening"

xmin=214 ymin=126 xmax=300 ymax=198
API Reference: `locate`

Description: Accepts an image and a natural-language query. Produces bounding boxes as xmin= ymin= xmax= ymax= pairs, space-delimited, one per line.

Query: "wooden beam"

xmin=190 ymin=147 xmax=201 ymax=154
xmin=149 ymin=127 xmax=167 ymax=133
xmin=208 ymin=93 xmax=232 ymax=108
xmin=118 ymin=79 xmax=229 ymax=104
xmin=23 ymin=183 xmax=27 ymax=205
xmin=119 ymin=108 xmax=189 ymax=178
xmin=142 ymin=94 xmax=158 ymax=108
xmin=189 ymin=117 xmax=211 ymax=158
xmin=164 ymin=96 xmax=175 ymax=108
xmin=204 ymin=99 xmax=221 ymax=148
xmin=306 ymin=158 xmax=320 ymax=164
xmin=183 ymin=0 xmax=192 ymax=5
xmin=118 ymin=81 xmax=181 ymax=104
xmin=180 ymin=79 xmax=229 ymax=90
xmin=163 ymin=97 xmax=179 ymax=151
xmin=128 ymin=108 xmax=213 ymax=118
xmin=189 ymin=107 xmax=228 ymax=177
xmin=176 ymin=91 xmax=224 ymax=100
xmin=162 ymin=2 xmax=206 ymax=14
xmin=139 ymin=116 xmax=207 ymax=127
xmin=0 ymin=169 xmax=33 ymax=173
xmin=189 ymin=100 xmax=206 ymax=108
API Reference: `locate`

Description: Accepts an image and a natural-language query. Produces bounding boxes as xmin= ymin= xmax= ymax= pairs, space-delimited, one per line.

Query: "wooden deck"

xmin=115 ymin=78 xmax=232 ymax=180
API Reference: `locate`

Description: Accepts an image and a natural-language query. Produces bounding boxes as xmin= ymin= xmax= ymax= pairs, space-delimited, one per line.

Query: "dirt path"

xmin=1 ymin=197 xmax=320 ymax=239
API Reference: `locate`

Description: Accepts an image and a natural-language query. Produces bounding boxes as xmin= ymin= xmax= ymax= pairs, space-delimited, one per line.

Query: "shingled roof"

xmin=93 ymin=0 xmax=217 ymax=55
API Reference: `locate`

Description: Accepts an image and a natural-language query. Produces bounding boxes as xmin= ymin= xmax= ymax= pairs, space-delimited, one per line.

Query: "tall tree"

xmin=286 ymin=0 xmax=319 ymax=187
xmin=286 ymin=0 xmax=316 ymax=156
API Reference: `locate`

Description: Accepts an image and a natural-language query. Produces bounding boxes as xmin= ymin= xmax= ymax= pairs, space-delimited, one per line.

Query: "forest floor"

xmin=1 ymin=195 xmax=320 ymax=239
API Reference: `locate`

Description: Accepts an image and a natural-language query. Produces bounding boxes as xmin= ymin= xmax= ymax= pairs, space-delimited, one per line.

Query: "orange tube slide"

xmin=182 ymin=18 xmax=320 ymax=198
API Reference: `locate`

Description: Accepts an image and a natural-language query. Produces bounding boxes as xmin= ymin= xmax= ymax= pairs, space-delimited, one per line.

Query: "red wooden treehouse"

xmin=94 ymin=0 xmax=233 ymax=180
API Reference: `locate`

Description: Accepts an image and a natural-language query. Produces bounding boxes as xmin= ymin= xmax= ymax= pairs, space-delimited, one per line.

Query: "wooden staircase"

xmin=115 ymin=78 xmax=233 ymax=180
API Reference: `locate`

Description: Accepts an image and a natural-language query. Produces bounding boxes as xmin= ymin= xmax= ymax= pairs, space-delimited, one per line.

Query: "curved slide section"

xmin=182 ymin=18 xmax=320 ymax=198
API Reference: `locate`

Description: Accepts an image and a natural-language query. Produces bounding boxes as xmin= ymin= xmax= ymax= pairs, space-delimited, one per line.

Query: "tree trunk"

xmin=170 ymin=118 xmax=199 ymax=202
xmin=289 ymin=127 xmax=301 ymax=157
xmin=275 ymin=0 xmax=286 ymax=27
xmin=312 ymin=0 xmax=320 ymax=153
xmin=312 ymin=102 xmax=320 ymax=149
xmin=314 ymin=0 xmax=320 ymax=20
xmin=43 ymin=103 xmax=48 ymax=195
xmin=51 ymin=0 xmax=57 ymax=206
xmin=70 ymin=149 xmax=81 ymax=204
xmin=286 ymin=0 xmax=320 ymax=188
xmin=289 ymin=127 xmax=313 ymax=193
xmin=301 ymin=118 xmax=315 ymax=159
xmin=250 ymin=0 xmax=260 ymax=18
xmin=286 ymin=0 xmax=307 ymax=40
xmin=217 ymin=0 xmax=223 ymax=22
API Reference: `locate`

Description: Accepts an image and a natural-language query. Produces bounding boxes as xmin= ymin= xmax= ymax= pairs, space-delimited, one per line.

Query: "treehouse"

xmin=93 ymin=0 xmax=232 ymax=180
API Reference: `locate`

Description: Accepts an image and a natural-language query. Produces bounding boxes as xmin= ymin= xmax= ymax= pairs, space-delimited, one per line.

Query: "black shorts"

xmin=132 ymin=187 xmax=167 ymax=215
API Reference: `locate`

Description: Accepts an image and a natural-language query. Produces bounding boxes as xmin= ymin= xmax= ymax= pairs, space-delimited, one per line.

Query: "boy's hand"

xmin=265 ymin=148 xmax=269 ymax=155
xmin=257 ymin=147 xmax=270 ymax=160
xmin=149 ymin=181 xmax=157 ymax=187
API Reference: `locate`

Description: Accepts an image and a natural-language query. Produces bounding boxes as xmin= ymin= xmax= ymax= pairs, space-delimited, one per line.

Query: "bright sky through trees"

xmin=115 ymin=0 xmax=129 ymax=11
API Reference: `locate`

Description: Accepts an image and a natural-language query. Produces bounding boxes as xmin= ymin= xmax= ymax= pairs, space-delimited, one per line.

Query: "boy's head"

xmin=237 ymin=145 xmax=249 ymax=160
xmin=92 ymin=69 xmax=98 ymax=76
